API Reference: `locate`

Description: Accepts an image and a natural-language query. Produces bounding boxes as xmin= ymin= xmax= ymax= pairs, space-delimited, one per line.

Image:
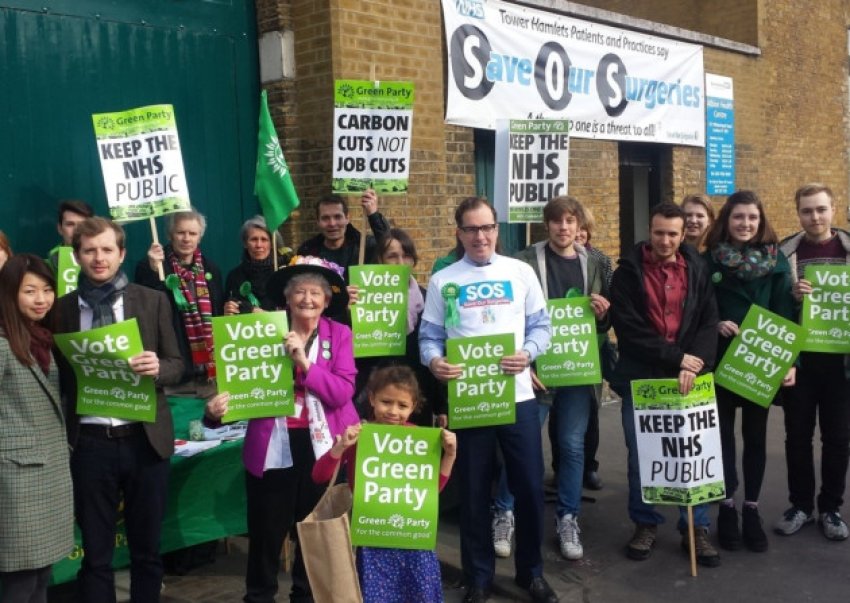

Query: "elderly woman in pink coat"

xmin=206 ymin=256 xmax=359 ymax=603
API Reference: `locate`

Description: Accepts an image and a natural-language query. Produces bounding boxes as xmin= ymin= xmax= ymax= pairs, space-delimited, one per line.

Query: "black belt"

xmin=79 ymin=423 xmax=145 ymax=440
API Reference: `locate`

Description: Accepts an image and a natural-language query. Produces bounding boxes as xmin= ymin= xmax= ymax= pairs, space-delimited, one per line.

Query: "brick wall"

xmin=258 ymin=0 xmax=850 ymax=278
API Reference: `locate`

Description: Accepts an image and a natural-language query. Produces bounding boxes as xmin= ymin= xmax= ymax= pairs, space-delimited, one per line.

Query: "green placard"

xmin=714 ymin=305 xmax=803 ymax=407
xmin=446 ymin=333 xmax=515 ymax=428
xmin=92 ymin=103 xmax=190 ymax=223
xmin=212 ymin=312 xmax=294 ymax=422
xmin=54 ymin=319 xmax=157 ymax=422
xmin=800 ymin=264 xmax=850 ymax=353
xmin=331 ymin=79 xmax=414 ymax=195
xmin=350 ymin=264 xmax=409 ymax=358
xmin=351 ymin=424 xmax=442 ymax=550
xmin=631 ymin=374 xmax=726 ymax=506
xmin=55 ymin=246 xmax=80 ymax=297
xmin=536 ymin=297 xmax=601 ymax=387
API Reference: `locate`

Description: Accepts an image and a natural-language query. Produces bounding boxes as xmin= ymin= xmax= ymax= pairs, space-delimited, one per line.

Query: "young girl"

xmin=312 ymin=365 xmax=457 ymax=603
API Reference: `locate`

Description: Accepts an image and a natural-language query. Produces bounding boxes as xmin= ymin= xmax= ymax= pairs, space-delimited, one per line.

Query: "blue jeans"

xmin=621 ymin=391 xmax=710 ymax=529
xmin=457 ymin=399 xmax=545 ymax=588
xmin=493 ymin=401 xmax=550 ymax=512
xmin=553 ymin=386 xmax=592 ymax=518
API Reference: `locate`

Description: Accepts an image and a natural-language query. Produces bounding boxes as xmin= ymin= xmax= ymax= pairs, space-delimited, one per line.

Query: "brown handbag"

xmin=296 ymin=463 xmax=363 ymax=603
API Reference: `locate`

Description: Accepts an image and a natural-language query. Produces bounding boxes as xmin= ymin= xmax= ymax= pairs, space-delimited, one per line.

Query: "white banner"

xmin=443 ymin=0 xmax=705 ymax=146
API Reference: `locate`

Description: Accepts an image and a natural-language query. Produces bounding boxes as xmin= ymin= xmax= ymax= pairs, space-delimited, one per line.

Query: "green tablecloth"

xmin=51 ymin=397 xmax=247 ymax=584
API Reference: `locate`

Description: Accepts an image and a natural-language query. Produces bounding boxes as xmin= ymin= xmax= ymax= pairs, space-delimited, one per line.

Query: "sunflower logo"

xmin=745 ymin=372 xmax=758 ymax=384
xmin=111 ymin=387 xmax=126 ymax=400
xmin=263 ymin=135 xmax=288 ymax=178
xmin=97 ymin=117 xmax=115 ymax=130
xmin=388 ymin=514 xmax=405 ymax=529
xmin=252 ymin=387 xmax=265 ymax=400
xmin=338 ymin=83 xmax=355 ymax=99
xmin=636 ymin=384 xmax=656 ymax=400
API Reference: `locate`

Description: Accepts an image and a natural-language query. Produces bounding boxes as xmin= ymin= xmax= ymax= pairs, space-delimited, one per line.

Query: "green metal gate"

xmin=0 ymin=0 xmax=259 ymax=274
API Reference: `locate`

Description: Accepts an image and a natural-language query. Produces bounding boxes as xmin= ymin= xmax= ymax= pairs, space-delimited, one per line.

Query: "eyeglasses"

xmin=458 ymin=224 xmax=498 ymax=235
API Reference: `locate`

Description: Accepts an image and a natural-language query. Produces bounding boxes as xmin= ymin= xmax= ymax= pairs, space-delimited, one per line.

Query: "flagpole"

xmin=149 ymin=216 xmax=165 ymax=281
xmin=273 ymin=229 xmax=279 ymax=272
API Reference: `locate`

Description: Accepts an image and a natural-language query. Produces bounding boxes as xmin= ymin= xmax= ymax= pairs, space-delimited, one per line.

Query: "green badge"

xmin=441 ymin=282 xmax=461 ymax=328
xmin=711 ymin=271 xmax=722 ymax=284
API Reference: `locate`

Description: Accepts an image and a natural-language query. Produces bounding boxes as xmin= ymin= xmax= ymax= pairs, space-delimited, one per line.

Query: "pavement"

xmin=48 ymin=395 xmax=850 ymax=602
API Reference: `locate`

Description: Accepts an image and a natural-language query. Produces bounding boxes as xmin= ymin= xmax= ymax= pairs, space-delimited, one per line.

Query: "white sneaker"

xmin=774 ymin=507 xmax=814 ymax=536
xmin=492 ymin=510 xmax=515 ymax=558
xmin=556 ymin=514 xmax=583 ymax=560
xmin=819 ymin=512 xmax=849 ymax=541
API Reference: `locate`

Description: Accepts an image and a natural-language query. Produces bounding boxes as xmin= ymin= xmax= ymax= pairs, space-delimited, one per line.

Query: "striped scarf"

xmin=170 ymin=250 xmax=216 ymax=379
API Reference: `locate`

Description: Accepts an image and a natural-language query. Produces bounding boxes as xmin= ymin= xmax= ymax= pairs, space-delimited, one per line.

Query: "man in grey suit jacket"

xmin=56 ymin=217 xmax=184 ymax=603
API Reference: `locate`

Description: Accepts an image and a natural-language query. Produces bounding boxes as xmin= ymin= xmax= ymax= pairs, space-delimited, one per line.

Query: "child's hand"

xmin=332 ymin=424 xmax=362 ymax=457
xmin=441 ymin=429 xmax=457 ymax=458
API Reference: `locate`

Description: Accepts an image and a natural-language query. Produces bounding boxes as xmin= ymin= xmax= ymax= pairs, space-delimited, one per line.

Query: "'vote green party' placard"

xmin=351 ymin=424 xmax=442 ymax=550
xmin=801 ymin=264 xmax=850 ymax=353
xmin=446 ymin=333 xmax=515 ymax=428
xmin=631 ymin=374 xmax=726 ymax=506
xmin=714 ymin=305 xmax=803 ymax=407
xmin=350 ymin=264 xmax=409 ymax=358
xmin=55 ymin=247 xmax=81 ymax=297
xmin=537 ymin=297 xmax=601 ymax=387
xmin=212 ymin=311 xmax=294 ymax=422
xmin=54 ymin=319 xmax=157 ymax=422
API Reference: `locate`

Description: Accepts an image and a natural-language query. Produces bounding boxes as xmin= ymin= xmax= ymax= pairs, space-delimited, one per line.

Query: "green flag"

xmin=254 ymin=90 xmax=299 ymax=232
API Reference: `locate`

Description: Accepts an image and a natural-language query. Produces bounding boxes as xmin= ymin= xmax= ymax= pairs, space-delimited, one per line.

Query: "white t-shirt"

xmin=423 ymin=255 xmax=547 ymax=402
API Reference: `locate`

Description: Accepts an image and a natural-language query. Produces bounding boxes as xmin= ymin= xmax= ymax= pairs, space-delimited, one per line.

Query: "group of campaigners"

xmin=0 ymin=182 xmax=848 ymax=603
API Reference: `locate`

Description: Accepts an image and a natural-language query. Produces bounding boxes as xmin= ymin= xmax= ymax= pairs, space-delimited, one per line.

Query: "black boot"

xmin=742 ymin=505 xmax=768 ymax=552
xmin=717 ymin=504 xmax=742 ymax=550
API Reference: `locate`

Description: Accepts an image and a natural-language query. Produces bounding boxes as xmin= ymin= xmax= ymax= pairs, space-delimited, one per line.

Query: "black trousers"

xmin=783 ymin=353 xmax=850 ymax=514
xmin=71 ymin=431 xmax=169 ymax=603
xmin=244 ymin=429 xmax=324 ymax=603
xmin=717 ymin=387 xmax=770 ymax=502
xmin=0 ymin=567 xmax=51 ymax=603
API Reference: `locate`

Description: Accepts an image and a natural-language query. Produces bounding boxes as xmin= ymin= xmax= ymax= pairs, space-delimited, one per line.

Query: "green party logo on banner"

xmin=631 ymin=374 xmax=725 ymax=505
xmin=350 ymin=264 xmax=409 ymax=358
xmin=537 ymin=297 xmax=601 ymax=387
xmin=801 ymin=264 xmax=850 ymax=353
xmin=54 ymin=319 xmax=157 ymax=422
xmin=92 ymin=103 xmax=191 ymax=223
xmin=715 ymin=305 xmax=803 ymax=407
xmin=56 ymin=246 xmax=80 ymax=297
xmin=332 ymin=79 xmax=414 ymax=195
xmin=212 ymin=312 xmax=294 ymax=422
xmin=446 ymin=333 xmax=515 ymax=428
xmin=351 ymin=424 xmax=442 ymax=550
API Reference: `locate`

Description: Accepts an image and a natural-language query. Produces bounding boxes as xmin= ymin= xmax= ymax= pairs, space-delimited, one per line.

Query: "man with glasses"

xmin=420 ymin=197 xmax=556 ymax=603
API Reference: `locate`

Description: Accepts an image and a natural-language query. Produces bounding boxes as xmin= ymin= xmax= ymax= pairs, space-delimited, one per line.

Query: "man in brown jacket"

xmin=57 ymin=217 xmax=184 ymax=602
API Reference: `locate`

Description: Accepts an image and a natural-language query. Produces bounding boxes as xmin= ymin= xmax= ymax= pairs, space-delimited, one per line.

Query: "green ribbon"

xmin=441 ymin=283 xmax=461 ymax=328
xmin=164 ymin=274 xmax=190 ymax=312
xmin=239 ymin=281 xmax=261 ymax=308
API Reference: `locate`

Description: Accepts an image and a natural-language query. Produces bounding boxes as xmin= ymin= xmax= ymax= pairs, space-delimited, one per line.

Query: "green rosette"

xmin=239 ymin=281 xmax=261 ymax=308
xmin=441 ymin=282 xmax=461 ymax=328
xmin=165 ymin=274 xmax=190 ymax=311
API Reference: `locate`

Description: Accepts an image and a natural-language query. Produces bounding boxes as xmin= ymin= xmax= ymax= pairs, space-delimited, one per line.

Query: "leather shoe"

xmin=462 ymin=586 xmax=490 ymax=603
xmin=518 ymin=576 xmax=559 ymax=603
xmin=583 ymin=470 xmax=603 ymax=490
